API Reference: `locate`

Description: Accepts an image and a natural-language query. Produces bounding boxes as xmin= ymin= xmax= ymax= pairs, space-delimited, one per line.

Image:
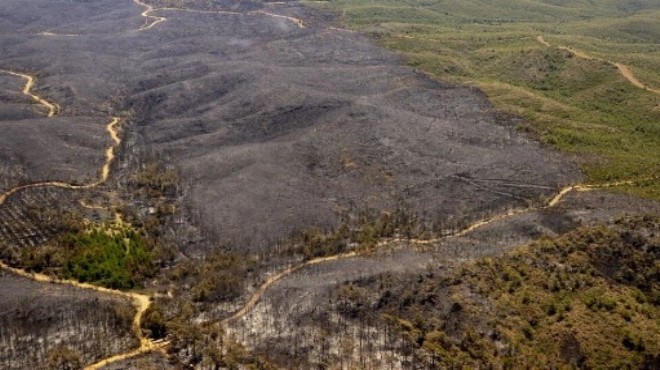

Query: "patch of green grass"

xmin=306 ymin=0 xmax=660 ymax=199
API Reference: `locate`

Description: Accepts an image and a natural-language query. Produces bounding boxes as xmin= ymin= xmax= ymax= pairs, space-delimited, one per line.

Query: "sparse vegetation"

xmin=288 ymin=207 xmax=430 ymax=260
xmin=334 ymin=215 xmax=660 ymax=368
xmin=0 ymin=273 xmax=137 ymax=370
xmin=309 ymin=0 xmax=660 ymax=199
xmin=2 ymin=0 xmax=659 ymax=368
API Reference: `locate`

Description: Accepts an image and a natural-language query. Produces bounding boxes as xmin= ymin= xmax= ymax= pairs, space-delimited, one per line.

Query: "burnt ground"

xmin=0 ymin=271 xmax=137 ymax=369
xmin=0 ymin=75 xmax=108 ymax=194
xmin=100 ymin=351 xmax=176 ymax=370
xmin=225 ymin=190 xmax=660 ymax=367
xmin=0 ymin=0 xmax=580 ymax=253
xmin=6 ymin=0 xmax=648 ymax=368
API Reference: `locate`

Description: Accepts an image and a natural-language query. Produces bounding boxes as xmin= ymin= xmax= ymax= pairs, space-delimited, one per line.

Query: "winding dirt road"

xmin=131 ymin=0 xmax=305 ymax=31
xmin=536 ymin=36 xmax=659 ymax=95
xmin=220 ymin=251 xmax=358 ymax=326
xmin=0 ymin=116 xmax=121 ymax=206
xmin=219 ymin=177 xmax=655 ymax=329
xmin=0 ymin=69 xmax=164 ymax=369
xmin=1 ymin=15 xmax=654 ymax=370
xmin=0 ymin=69 xmax=59 ymax=116
xmin=0 ymin=69 xmax=122 ymax=206
xmin=0 ymin=260 xmax=157 ymax=369
xmin=1 ymin=175 xmax=649 ymax=368
xmin=133 ymin=0 xmax=167 ymax=31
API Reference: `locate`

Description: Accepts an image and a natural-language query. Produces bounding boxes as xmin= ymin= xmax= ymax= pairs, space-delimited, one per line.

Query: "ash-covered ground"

xmin=0 ymin=0 xmax=579 ymax=251
xmin=0 ymin=271 xmax=136 ymax=370
xmin=225 ymin=190 xmax=660 ymax=367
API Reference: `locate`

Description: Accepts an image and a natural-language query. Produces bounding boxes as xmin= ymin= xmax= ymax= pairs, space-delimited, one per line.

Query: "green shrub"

xmin=59 ymin=226 xmax=156 ymax=289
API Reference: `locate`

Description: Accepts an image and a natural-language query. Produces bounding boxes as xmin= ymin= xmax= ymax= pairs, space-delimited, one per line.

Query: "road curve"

xmin=0 ymin=261 xmax=157 ymax=369
xmin=220 ymin=252 xmax=358 ymax=326
xmin=131 ymin=0 xmax=306 ymax=32
xmin=536 ymin=36 xmax=659 ymax=95
xmin=1 ymin=177 xmax=651 ymax=368
xmin=0 ymin=116 xmax=122 ymax=206
xmin=0 ymin=71 xmax=122 ymax=206
xmin=133 ymin=0 xmax=167 ymax=31
xmin=0 ymin=69 xmax=156 ymax=368
xmin=0 ymin=69 xmax=59 ymax=116
xmin=217 ymin=177 xmax=655 ymax=327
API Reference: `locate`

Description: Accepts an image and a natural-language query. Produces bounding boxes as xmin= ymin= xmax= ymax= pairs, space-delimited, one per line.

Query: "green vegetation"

xmin=339 ymin=215 xmax=660 ymax=368
xmin=308 ymin=0 xmax=660 ymax=199
xmin=11 ymin=218 xmax=163 ymax=290
xmin=58 ymin=224 xmax=157 ymax=289
xmin=449 ymin=216 xmax=660 ymax=368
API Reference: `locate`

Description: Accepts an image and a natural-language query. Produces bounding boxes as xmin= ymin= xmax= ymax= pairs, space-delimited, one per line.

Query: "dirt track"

xmin=537 ymin=35 xmax=659 ymax=94
xmin=216 ymin=177 xmax=656 ymax=329
xmin=0 ymin=1 xmax=620 ymax=367
xmin=132 ymin=0 xmax=305 ymax=31
xmin=0 ymin=68 xmax=122 ymax=202
xmin=0 ymin=116 xmax=121 ymax=205
xmin=0 ymin=70 xmax=151 ymax=368
xmin=4 ymin=173 xmax=654 ymax=367
xmin=0 ymin=261 xmax=158 ymax=369
xmin=0 ymin=70 xmax=59 ymax=116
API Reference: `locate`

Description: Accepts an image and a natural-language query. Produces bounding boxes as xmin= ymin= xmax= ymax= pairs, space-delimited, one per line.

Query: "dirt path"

xmin=0 ymin=116 xmax=122 ymax=206
xmin=0 ymin=71 xmax=157 ymax=368
xmin=133 ymin=0 xmax=167 ymax=31
xmin=0 ymin=69 xmax=59 ymax=116
xmin=0 ymin=70 xmax=122 ymax=206
xmin=536 ymin=36 xmax=659 ymax=95
xmin=220 ymin=252 xmax=357 ymax=326
xmin=1 ymin=177 xmax=649 ymax=367
xmin=218 ymin=177 xmax=656 ymax=327
xmin=218 ymin=176 xmax=658 ymax=329
xmin=131 ymin=0 xmax=305 ymax=31
xmin=0 ymin=261 xmax=159 ymax=369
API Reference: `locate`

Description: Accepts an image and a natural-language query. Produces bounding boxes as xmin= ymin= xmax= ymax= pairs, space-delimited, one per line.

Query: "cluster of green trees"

xmin=59 ymin=227 xmax=157 ymax=289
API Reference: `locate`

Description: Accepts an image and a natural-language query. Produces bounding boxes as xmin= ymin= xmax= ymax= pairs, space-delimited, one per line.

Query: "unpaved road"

xmin=0 ymin=261 xmax=158 ymax=369
xmin=0 ymin=70 xmax=59 ymax=116
xmin=0 ymin=70 xmax=151 ymax=368
xmin=132 ymin=0 xmax=305 ymax=31
xmin=219 ymin=177 xmax=656 ymax=327
xmin=537 ymin=36 xmax=659 ymax=94
xmin=0 ymin=72 xmax=122 ymax=206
